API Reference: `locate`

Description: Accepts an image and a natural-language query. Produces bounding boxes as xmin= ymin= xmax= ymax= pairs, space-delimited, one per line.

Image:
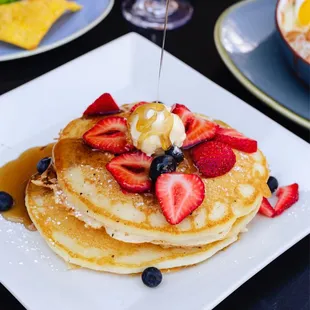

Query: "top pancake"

xmin=53 ymin=104 xmax=271 ymax=247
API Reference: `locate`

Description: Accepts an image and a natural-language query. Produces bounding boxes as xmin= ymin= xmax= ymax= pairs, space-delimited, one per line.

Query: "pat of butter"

xmin=129 ymin=103 xmax=186 ymax=156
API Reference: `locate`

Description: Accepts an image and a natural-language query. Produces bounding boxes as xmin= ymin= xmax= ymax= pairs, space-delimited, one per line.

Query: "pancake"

xmin=26 ymin=180 xmax=259 ymax=274
xmin=52 ymin=104 xmax=270 ymax=247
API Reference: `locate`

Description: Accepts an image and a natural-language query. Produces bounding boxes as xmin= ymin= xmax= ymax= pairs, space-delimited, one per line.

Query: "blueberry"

xmin=267 ymin=176 xmax=279 ymax=193
xmin=142 ymin=267 xmax=162 ymax=288
xmin=149 ymin=155 xmax=177 ymax=182
xmin=37 ymin=157 xmax=52 ymax=174
xmin=0 ymin=191 xmax=14 ymax=212
xmin=165 ymin=146 xmax=184 ymax=164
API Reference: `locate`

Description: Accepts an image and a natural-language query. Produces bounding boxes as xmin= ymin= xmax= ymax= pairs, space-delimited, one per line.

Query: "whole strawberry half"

xmin=155 ymin=173 xmax=205 ymax=225
xmin=258 ymin=197 xmax=275 ymax=217
xmin=191 ymin=141 xmax=236 ymax=178
xmin=83 ymin=116 xmax=134 ymax=154
xmin=171 ymin=104 xmax=218 ymax=149
xmin=214 ymin=127 xmax=257 ymax=153
xmin=274 ymin=183 xmax=299 ymax=216
xmin=83 ymin=93 xmax=121 ymax=116
xmin=106 ymin=151 xmax=153 ymax=193
xmin=130 ymin=101 xmax=148 ymax=113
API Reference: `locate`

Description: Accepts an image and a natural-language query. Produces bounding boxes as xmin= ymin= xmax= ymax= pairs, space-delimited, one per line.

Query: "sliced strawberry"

xmin=106 ymin=151 xmax=152 ymax=193
xmin=155 ymin=173 xmax=205 ymax=225
xmin=191 ymin=141 xmax=236 ymax=178
xmin=214 ymin=127 xmax=257 ymax=153
xmin=258 ymin=197 xmax=275 ymax=217
xmin=83 ymin=116 xmax=134 ymax=154
xmin=184 ymin=117 xmax=218 ymax=149
xmin=274 ymin=183 xmax=299 ymax=216
xmin=130 ymin=101 xmax=148 ymax=113
xmin=171 ymin=104 xmax=218 ymax=149
xmin=171 ymin=104 xmax=192 ymax=122
xmin=83 ymin=93 xmax=121 ymax=116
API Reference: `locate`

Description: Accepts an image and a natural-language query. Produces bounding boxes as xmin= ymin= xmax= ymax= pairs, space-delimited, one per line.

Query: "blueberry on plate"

xmin=267 ymin=176 xmax=279 ymax=193
xmin=142 ymin=267 xmax=162 ymax=288
xmin=149 ymin=155 xmax=177 ymax=182
xmin=37 ymin=157 xmax=52 ymax=174
xmin=165 ymin=146 xmax=184 ymax=164
xmin=0 ymin=191 xmax=14 ymax=212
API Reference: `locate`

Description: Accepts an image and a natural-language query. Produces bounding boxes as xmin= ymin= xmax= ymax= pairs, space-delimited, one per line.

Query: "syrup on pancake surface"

xmin=51 ymin=93 xmax=271 ymax=247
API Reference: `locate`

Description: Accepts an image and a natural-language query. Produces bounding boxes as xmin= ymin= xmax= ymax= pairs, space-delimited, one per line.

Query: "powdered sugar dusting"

xmin=0 ymin=216 xmax=66 ymax=272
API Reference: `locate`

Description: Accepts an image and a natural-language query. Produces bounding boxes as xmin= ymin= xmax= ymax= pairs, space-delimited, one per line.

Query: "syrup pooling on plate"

xmin=0 ymin=144 xmax=54 ymax=229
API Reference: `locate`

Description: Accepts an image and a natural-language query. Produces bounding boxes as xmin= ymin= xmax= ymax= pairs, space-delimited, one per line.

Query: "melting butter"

xmin=129 ymin=103 xmax=174 ymax=151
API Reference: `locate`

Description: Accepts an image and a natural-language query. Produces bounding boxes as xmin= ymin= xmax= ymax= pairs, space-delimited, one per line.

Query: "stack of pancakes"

xmin=26 ymin=104 xmax=271 ymax=274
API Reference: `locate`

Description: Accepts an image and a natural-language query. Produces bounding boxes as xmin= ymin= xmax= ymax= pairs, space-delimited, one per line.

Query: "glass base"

xmin=122 ymin=0 xmax=193 ymax=30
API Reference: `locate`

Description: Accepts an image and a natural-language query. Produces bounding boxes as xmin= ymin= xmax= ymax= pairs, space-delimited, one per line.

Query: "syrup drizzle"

xmin=0 ymin=144 xmax=54 ymax=229
xmin=128 ymin=103 xmax=174 ymax=151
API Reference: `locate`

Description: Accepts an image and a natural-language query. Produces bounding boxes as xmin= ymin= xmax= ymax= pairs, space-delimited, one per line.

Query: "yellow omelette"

xmin=0 ymin=0 xmax=81 ymax=50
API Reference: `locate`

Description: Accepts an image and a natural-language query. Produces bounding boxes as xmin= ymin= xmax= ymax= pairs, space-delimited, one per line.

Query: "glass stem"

xmin=122 ymin=0 xmax=193 ymax=30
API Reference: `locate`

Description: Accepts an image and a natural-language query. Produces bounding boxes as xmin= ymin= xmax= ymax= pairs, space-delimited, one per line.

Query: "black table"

xmin=1 ymin=1 xmax=309 ymax=309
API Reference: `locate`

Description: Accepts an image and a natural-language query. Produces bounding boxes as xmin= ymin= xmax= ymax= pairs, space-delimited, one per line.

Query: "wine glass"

xmin=122 ymin=0 xmax=193 ymax=30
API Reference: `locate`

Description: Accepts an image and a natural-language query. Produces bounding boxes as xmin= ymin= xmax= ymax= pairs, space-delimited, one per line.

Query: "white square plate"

xmin=0 ymin=33 xmax=309 ymax=310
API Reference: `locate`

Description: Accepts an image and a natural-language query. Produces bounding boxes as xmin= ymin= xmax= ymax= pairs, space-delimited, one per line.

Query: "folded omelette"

xmin=0 ymin=0 xmax=81 ymax=50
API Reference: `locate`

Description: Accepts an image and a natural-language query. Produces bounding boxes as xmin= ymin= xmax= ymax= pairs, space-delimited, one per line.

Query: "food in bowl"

xmin=277 ymin=0 xmax=310 ymax=63
xmin=276 ymin=0 xmax=310 ymax=85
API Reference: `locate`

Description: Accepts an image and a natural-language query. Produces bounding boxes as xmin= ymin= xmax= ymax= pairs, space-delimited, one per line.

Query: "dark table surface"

xmin=1 ymin=0 xmax=309 ymax=309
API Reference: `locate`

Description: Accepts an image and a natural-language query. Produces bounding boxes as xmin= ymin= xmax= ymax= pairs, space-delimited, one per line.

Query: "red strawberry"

xmin=130 ymin=101 xmax=148 ymax=113
xmin=171 ymin=104 xmax=218 ymax=149
xmin=171 ymin=104 xmax=192 ymax=122
xmin=106 ymin=151 xmax=152 ymax=193
xmin=259 ymin=197 xmax=275 ymax=217
xmin=214 ymin=127 xmax=257 ymax=153
xmin=83 ymin=116 xmax=134 ymax=154
xmin=274 ymin=183 xmax=299 ymax=216
xmin=83 ymin=93 xmax=121 ymax=116
xmin=191 ymin=141 xmax=236 ymax=178
xmin=155 ymin=173 xmax=205 ymax=225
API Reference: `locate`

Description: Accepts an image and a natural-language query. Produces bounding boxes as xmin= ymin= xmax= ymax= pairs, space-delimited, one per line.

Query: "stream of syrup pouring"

xmin=156 ymin=0 xmax=170 ymax=102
